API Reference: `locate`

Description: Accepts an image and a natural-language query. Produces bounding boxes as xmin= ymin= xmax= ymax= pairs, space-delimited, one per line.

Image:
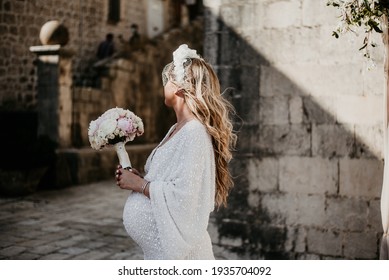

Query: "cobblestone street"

xmin=0 ymin=180 xmax=144 ymax=260
xmin=0 ymin=180 xmax=231 ymax=260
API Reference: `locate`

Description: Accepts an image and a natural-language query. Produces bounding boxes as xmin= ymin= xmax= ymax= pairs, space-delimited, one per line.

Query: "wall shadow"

xmin=205 ymin=9 xmax=383 ymax=259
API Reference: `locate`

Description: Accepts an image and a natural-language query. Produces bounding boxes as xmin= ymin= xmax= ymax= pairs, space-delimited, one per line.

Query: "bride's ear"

xmin=175 ymin=89 xmax=185 ymax=98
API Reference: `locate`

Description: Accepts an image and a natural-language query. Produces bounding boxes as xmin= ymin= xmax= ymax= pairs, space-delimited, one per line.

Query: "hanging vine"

xmin=327 ymin=0 xmax=389 ymax=58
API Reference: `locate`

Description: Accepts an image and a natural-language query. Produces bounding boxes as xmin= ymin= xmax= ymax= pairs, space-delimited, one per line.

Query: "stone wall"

xmin=0 ymin=0 xmax=203 ymax=191
xmin=0 ymin=0 xmax=142 ymax=110
xmin=204 ymin=0 xmax=384 ymax=259
xmin=0 ymin=0 xmax=182 ymax=111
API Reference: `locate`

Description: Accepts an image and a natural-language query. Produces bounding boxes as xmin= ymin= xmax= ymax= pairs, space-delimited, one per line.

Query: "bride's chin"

xmin=164 ymin=99 xmax=172 ymax=107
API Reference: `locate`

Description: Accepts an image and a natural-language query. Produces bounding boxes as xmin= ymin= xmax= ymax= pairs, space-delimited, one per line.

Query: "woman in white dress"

xmin=115 ymin=44 xmax=237 ymax=260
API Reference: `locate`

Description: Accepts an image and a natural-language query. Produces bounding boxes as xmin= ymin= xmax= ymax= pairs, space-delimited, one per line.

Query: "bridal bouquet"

xmin=88 ymin=107 xmax=144 ymax=169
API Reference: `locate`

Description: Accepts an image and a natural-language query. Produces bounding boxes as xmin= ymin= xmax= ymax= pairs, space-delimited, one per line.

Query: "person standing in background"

xmin=97 ymin=33 xmax=115 ymax=60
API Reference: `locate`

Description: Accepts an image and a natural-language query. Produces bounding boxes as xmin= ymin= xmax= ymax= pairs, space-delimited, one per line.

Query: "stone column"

xmin=29 ymin=45 xmax=73 ymax=148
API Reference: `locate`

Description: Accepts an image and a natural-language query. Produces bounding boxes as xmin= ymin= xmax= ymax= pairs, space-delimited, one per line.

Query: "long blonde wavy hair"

xmin=163 ymin=58 xmax=237 ymax=208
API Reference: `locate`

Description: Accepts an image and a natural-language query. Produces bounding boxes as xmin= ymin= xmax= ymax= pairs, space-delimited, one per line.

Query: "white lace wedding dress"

xmin=122 ymin=120 xmax=215 ymax=259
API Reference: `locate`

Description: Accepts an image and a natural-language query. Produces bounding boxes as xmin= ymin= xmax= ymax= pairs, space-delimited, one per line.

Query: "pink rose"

xmin=117 ymin=118 xmax=133 ymax=133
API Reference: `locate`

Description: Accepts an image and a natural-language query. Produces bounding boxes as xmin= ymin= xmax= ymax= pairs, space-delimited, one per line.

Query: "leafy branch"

xmin=327 ymin=0 xmax=389 ymax=58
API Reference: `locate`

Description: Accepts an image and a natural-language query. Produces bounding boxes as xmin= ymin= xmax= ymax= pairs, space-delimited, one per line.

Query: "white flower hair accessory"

xmin=173 ymin=44 xmax=200 ymax=85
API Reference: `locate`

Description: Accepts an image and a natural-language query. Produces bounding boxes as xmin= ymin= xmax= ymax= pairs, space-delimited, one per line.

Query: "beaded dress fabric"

xmin=123 ymin=120 xmax=215 ymax=259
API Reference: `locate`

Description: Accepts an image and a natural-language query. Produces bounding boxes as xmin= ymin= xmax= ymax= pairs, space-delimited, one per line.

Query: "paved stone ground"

xmin=0 ymin=180 xmax=232 ymax=260
xmin=0 ymin=180 xmax=144 ymax=260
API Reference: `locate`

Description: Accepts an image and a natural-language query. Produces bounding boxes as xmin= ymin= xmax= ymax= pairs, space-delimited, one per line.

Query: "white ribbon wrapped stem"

xmin=114 ymin=142 xmax=132 ymax=170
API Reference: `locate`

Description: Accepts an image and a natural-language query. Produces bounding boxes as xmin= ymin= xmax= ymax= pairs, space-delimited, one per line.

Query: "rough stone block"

xmin=302 ymin=0 xmax=338 ymax=27
xmin=339 ymin=158 xmax=383 ymax=198
xmin=291 ymin=194 xmax=326 ymax=226
xmin=203 ymin=5 xmax=220 ymax=34
xmin=312 ymin=124 xmax=355 ymax=158
xmin=260 ymin=65 xmax=301 ymax=97
xmin=279 ymin=157 xmax=338 ymax=195
xmin=81 ymin=89 xmax=91 ymax=102
xmin=264 ymin=0 xmax=301 ymax=29
xmin=262 ymin=193 xmax=326 ymax=227
xmin=247 ymin=191 xmax=260 ymax=208
xmin=292 ymin=27 xmax=322 ymax=63
xmin=336 ymin=95 xmax=382 ymax=125
xmin=303 ymin=96 xmax=336 ymax=124
xmin=85 ymin=103 xmax=95 ymax=115
xmin=259 ymin=96 xmax=289 ymax=125
xmin=307 ymin=228 xmax=342 ymax=256
xmin=285 ymin=226 xmax=306 ymax=253
xmin=367 ymin=199 xmax=383 ymax=233
xmin=237 ymin=39 xmax=266 ymax=66
xmin=354 ymin=124 xmax=383 ymax=159
xmin=343 ymin=232 xmax=378 ymax=259
xmin=89 ymin=88 xmax=102 ymax=103
xmin=319 ymin=25 xmax=367 ymax=65
xmin=250 ymin=29 xmax=277 ymax=64
xmin=325 ymin=197 xmax=368 ymax=231
xmin=362 ymin=62 xmax=384 ymax=96
xmin=294 ymin=227 xmax=306 ymax=253
xmin=239 ymin=66 xmax=260 ymax=97
xmin=241 ymin=3 xmax=264 ymax=30
xmin=220 ymin=4 xmax=241 ymax=29
xmin=248 ymin=157 xmax=278 ymax=193
xmin=203 ymin=0 xmax=222 ymax=9
xmin=258 ymin=124 xmax=311 ymax=156
xmin=4 ymin=14 xmax=16 ymax=24
xmin=289 ymin=96 xmax=303 ymax=124
xmin=235 ymin=124 xmax=260 ymax=154
xmin=73 ymin=88 xmax=82 ymax=101
xmin=203 ymin=33 xmax=219 ymax=65
xmin=260 ymin=193 xmax=287 ymax=225
xmin=257 ymin=27 xmax=316 ymax=64
xmin=258 ymin=225 xmax=287 ymax=254
xmin=275 ymin=64 xmax=363 ymax=97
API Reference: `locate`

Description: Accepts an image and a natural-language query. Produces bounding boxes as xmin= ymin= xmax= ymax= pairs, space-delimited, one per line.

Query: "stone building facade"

xmin=0 ymin=0 xmax=203 ymax=190
xmin=204 ymin=0 xmax=384 ymax=259
xmin=0 ymin=0 xmax=185 ymax=111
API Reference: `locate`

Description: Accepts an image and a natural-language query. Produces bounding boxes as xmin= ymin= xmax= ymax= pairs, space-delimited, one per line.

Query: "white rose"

xmin=99 ymin=119 xmax=117 ymax=136
xmin=102 ymin=108 xmax=120 ymax=120
xmin=88 ymin=120 xmax=98 ymax=137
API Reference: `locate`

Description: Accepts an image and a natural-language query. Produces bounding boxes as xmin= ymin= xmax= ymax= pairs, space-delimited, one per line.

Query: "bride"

xmin=115 ymin=44 xmax=237 ymax=260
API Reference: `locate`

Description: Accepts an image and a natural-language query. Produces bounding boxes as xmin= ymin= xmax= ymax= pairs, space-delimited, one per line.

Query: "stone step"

xmin=40 ymin=143 xmax=156 ymax=189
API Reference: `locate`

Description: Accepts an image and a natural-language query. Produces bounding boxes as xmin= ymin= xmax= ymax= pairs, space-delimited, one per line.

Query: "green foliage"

xmin=327 ymin=0 xmax=389 ymax=57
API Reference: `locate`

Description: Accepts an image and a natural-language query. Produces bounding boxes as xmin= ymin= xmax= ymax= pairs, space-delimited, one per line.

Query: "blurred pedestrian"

xmin=97 ymin=33 xmax=115 ymax=60
xmin=128 ymin=24 xmax=141 ymax=50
